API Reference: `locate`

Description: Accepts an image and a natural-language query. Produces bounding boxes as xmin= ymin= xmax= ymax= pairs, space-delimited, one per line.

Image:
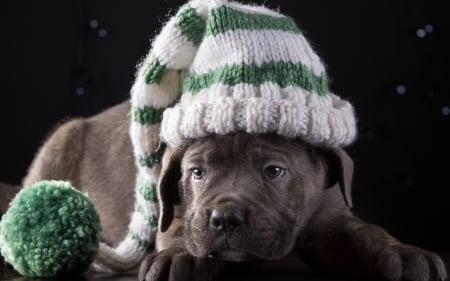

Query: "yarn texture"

xmin=0 ymin=181 xmax=101 ymax=277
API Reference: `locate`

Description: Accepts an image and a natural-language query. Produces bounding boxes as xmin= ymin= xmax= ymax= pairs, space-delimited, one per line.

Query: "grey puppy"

xmin=141 ymin=133 xmax=447 ymax=281
xmin=0 ymin=102 xmax=447 ymax=281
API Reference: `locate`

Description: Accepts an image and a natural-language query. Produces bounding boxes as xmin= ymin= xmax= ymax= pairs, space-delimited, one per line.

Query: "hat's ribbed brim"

xmin=160 ymin=83 xmax=356 ymax=148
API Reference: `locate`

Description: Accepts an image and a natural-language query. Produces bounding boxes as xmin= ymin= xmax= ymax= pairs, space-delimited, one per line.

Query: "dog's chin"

xmin=208 ymin=249 xmax=259 ymax=262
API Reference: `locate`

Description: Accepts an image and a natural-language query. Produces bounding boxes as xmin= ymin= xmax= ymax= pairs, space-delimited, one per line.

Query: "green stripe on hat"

xmin=206 ymin=5 xmax=300 ymax=36
xmin=144 ymin=56 xmax=166 ymax=85
xmin=137 ymin=146 xmax=165 ymax=168
xmin=143 ymin=4 xmax=205 ymax=85
xmin=176 ymin=4 xmax=206 ymax=46
xmin=183 ymin=61 xmax=329 ymax=96
xmin=137 ymin=177 xmax=158 ymax=202
xmin=135 ymin=204 xmax=158 ymax=227
xmin=132 ymin=106 xmax=165 ymax=125
xmin=127 ymin=231 xmax=153 ymax=250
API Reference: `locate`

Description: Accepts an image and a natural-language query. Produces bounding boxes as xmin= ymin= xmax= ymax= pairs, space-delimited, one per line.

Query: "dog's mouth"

xmin=208 ymin=248 xmax=259 ymax=262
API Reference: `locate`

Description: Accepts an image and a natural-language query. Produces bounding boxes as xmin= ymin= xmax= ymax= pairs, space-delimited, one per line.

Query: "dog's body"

xmin=1 ymin=101 xmax=447 ymax=281
xmin=22 ymin=101 xmax=136 ymax=247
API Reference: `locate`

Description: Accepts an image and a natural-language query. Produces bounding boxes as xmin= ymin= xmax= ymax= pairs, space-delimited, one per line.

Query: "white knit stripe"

xmin=277 ymin=88 xmax=309 ymax=138
xmin=161 ymin=107 xmax=186 ymax=148
xmin=140 ymin=165 xmax=161 ymax=184
xmin=161 ymin=85 xmax=356 ymax=147
xmin=303 ymin=93 xmax=356 ymax=146
xmin=222 ymin=1 xmax=286 ymax=18
xmin=130 ymin=123 xmax=161 ymax=161
xmin=180 ymin=102 xmax=210 ymax=139
xmin=190 ymin=0 xmax=223 ymax=16
xmin=179 ymin=82 xmax=316 ymax=105
xmin=190 ymin=29 xmax=325 ymax=77
xmin=204 ymin=97 xmax=242 ymax=134
xmin=131 ymin=69 xmax=182 ymax=109
xmin=141 ymin=167 xmax=160 ymax=188
xmin=152 ymin=16 xmax=199 ymax=69
xmin=243 ymin=97 xmax=278 ymax=133
xmin=124 ymin=210 xmax=156 ymax=243
xmin=304 ymin=94 xmax=330 ymax=144
xmin=95 ymin=239 xmax=147 ymax=272
xmin=327 ymin=94 xmax=357 ymax=146
xmin=190 ymin=0 xmax=283 ymax=18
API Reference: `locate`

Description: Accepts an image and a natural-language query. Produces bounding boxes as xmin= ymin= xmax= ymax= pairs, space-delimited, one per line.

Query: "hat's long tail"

xmin=92 ymin=0 xmax=214 ymax=272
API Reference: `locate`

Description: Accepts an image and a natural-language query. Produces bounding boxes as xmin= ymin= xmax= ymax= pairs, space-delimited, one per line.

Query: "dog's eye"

xmin=192 ymin=168 xmax=206 ymax=181
xmin=264 ymin=165 xmax=286 ymax=179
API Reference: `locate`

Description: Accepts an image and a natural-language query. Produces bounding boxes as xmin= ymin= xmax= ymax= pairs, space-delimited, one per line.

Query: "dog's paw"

xmin=374 ymin=244 xmax=447 ymax=281
xmin=138 ymin=248 xmax=224 ymax=281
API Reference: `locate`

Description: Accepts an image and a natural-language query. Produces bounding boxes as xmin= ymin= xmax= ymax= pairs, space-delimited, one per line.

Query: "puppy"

xmin=139 ymin=133 xmax=447 ymax=281
xmin=1 ymin=102 xmax=446 ymax=280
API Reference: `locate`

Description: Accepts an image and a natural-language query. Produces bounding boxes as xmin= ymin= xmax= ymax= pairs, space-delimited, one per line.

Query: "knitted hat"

xmin=95 ymin=0 xmax=356 ymax=271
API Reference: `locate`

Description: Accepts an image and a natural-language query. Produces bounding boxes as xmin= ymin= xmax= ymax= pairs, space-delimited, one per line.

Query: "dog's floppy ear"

xmin=325 ymin=148 xmax=354 ymax=208
xmin=157 ymin=147 xmax=183 ymax=232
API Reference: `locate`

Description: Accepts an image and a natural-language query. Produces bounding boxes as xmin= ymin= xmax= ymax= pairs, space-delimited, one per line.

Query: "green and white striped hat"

xmin=94 ymin=0 xmax=356 ymax=272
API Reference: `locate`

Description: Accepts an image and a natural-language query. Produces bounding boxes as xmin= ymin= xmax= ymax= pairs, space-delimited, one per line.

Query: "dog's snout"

xmin=209 ymin=204 xmax=245 ymax=233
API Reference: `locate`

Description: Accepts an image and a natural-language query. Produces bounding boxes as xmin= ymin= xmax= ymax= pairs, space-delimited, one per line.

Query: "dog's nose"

xmin=210 ymin=205 xmax=244 ymax=233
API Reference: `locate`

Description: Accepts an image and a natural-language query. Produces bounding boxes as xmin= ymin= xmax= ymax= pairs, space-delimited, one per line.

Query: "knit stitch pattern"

xmin=94 ymin=0 xmax=357 ymax=272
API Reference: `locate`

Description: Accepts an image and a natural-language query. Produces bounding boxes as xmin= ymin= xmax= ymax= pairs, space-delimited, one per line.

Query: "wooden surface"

xmin=1 ymin=252 xmax=449 ymax=281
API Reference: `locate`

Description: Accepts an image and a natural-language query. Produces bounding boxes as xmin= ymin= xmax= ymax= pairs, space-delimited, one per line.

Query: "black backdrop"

xmin=2 ymin=0 xmax=449 ymax=251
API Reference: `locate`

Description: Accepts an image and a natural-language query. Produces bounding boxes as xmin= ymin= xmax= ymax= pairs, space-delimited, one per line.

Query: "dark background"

xmin=2 ymin=0 xmax=449 ymax=253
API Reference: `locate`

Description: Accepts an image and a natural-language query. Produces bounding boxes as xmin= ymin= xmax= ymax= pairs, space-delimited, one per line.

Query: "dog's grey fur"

xmin=0 ymin=101 xmax=447 ymax=281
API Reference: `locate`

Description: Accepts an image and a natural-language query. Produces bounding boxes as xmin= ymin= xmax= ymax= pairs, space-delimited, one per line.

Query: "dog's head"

xmin=157 ymin=132 xmax=353 ymax=262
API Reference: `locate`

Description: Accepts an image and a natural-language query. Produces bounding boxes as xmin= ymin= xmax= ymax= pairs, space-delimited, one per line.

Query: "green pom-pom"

xmin=0 ymin=180 xmax=101 ymax=277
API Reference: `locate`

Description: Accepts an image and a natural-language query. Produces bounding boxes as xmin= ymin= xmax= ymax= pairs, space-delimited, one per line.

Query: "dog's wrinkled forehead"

xmin=182 ymin=133 xmax=311 ymax=167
